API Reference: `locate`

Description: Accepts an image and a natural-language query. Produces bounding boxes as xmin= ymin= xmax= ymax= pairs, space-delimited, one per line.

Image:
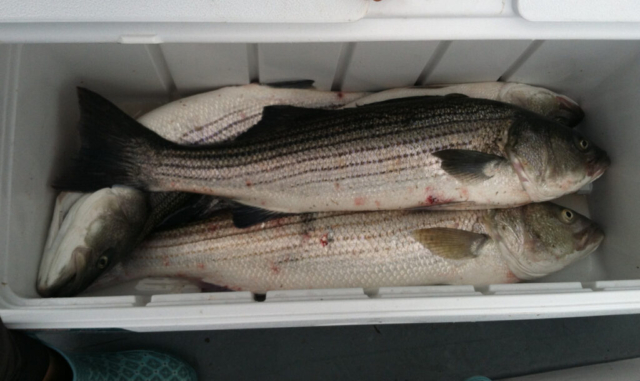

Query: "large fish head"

xmin=501 ymin=83 xmax=585 ymax=127
xmin=36 ymin=187 xmax=149 ymax=297
xmin=504 ymin=118 xmax=610 ymax=202
xmin=488 ymin=203 xmax=604 ymax=280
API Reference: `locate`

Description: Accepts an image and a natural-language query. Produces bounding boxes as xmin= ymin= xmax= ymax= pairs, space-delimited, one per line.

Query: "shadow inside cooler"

xmin=1 ymin=40 xmax=638 ymax=299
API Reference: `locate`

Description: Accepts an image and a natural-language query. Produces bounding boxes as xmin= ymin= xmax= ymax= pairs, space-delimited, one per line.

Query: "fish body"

xmin=138 ymin=83 xmax=368 ymax=145
xmin=56 ymin=89 xmax=609 ymax=216
xmin=138 ymin=82 xmax=583 ymax=148
xmin=344 ymin=82 xmax=584 ymax=127
xmin=92 ymin=203 xmax=604 ymax=293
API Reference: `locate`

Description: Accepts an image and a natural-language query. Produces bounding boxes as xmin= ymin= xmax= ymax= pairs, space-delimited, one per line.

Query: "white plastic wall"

xmin=2 ymin=40 xmax=640 ymax=330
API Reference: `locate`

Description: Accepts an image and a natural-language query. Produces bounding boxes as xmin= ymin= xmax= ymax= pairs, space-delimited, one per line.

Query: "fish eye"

xmin=577 ymin=138 xmax=589 ymax=151
xmin=97 ymin=255 xmax=109 ymax=269
xmin=561 ymin=209 xmax=575 ymax=223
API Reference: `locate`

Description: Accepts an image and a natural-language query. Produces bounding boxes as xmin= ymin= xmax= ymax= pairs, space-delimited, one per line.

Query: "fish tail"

xmin=53 ymin=87 xmax=169 ymax=192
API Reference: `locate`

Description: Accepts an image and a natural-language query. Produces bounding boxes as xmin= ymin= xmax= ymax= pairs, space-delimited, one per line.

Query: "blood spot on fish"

xmin=209 ymin=225 xmax=218 ymax=232
xmin=337 ymin=92 xmax=344 ymax=99
xmin=334 ymin=182 xmax=340 ymax=190
xmin=197 ymin=263 xmax=205 ymax=270
xmin=246 ymin=180 xmax=252 ymax=187
xmin=460 ymin=188 xmax=470 ymax=198
xmin=270 ymin=264 xmax=280 ymax=274
xmin=354 ymin=197 xmax=366 ymax=206
xmin=426 ymin=195 xmax=438 ymax=205
xmin=375 ymin=200 xmax=381 ymax=208
xmin=261 ymin=200 xmax=266 ymax=206
xmin=320 ymin=233 xmax=329 ymax=247
xmin=505 ymin=270 xmax=519 ymax=283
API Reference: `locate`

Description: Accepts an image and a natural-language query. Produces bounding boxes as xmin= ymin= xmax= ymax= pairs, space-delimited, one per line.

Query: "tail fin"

xmin=54 ymin=87 xmax=167 ymax=192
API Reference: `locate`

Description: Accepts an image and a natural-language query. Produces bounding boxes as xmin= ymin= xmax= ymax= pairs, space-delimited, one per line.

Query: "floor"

xmin=35 ymin=314 xmax=640 ymax=381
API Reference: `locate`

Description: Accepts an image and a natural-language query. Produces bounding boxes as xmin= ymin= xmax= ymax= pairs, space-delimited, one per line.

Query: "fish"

xmin=54 ymin=88 xmax=610 ymax=228
xmin=138 ymin=82 xmax=583 ymax=148
xmin=137 ymin=81 xmax=369 ymax=145
xmin=88 ymin=203 xmax=604 ymax=294
xmin=343 ymin=82 xmax=585 ymax=127
xmin=37 ymin=187 xmax=150 ymax=297
xmin=36 ymin=187 xmax=221 ymax=297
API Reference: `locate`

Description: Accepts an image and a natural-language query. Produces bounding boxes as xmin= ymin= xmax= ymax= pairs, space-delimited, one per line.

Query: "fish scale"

xmin=97 ymin=209 xmax=510 ymax=293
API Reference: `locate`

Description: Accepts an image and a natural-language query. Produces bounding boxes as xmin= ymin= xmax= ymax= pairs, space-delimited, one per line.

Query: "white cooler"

xmin=2 ymin=0 xmax=640 ymax=331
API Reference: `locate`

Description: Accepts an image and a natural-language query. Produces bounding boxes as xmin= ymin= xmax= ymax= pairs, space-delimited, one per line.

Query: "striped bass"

xmin=91 ymin=203 xmax=603 ymax=293
xmin=55 ymin=88 xmax=609 ymax=228
xmin=137 ymin=82 xmax=583 ymax=147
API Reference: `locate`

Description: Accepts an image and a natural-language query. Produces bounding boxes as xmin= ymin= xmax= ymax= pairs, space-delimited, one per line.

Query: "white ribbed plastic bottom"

xmin=2 ymin=40 xmax=640 ymax=330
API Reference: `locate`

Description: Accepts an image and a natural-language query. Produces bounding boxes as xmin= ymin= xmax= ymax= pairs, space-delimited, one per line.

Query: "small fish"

xmin=90 ymin=203 xmax=604 ymax=293
xmin=37 ymin=187 xmax=220 ymax=297
xmin=343 ymin=82 xmax=585 ymax=127
xmin=137 ymin=81 xmax=368 ymax=145
xmin=55 ymin=89 xmax=609 ymax=228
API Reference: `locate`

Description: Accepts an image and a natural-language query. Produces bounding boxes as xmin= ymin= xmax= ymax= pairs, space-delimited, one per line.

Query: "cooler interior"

xmin=1 ymin=40 xmax=640 ymax=303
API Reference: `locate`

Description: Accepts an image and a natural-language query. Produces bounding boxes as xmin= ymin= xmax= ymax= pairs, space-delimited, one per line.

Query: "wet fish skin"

xmin=137 ymin=83 xmax=368 ymax=145
xmin=91 ymin=203 xmax=603 ymax=293
xmin=55 ymin=89 xmax=609 ymax=215
xmin=37 ymin=187 xmax=150 ymax=297
xmin=343 ymin=82 xmax=585 ymax=127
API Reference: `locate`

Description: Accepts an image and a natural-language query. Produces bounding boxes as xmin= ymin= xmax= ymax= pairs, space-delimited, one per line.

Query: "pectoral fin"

xmin=412 ymin=228 xmax=489 ymax=260
xmin=432 ymin=150 xmax=507 ymax=183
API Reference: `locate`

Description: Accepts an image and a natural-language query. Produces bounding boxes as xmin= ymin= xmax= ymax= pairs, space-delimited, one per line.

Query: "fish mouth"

xmin=575 ymin=224 xmax=605 ymax=252
xmin=555 ymin=96 xmax=585 ymax=127
xmin=587 ymin=151 xmax=611 ymax=179
xmin=36 ymin=249 xmax=87 ymax=298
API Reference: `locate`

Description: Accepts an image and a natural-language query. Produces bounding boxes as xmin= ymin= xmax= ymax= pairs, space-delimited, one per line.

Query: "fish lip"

xmin=555 ymin=96 xmax=585 ymax=127
xmin=576 ymin=224 xmax=605 ymax=252
xmin=36 ymin=249 xmax=87 ymax=298
xmin=587 ymin=152 xmax=611 ymax=179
